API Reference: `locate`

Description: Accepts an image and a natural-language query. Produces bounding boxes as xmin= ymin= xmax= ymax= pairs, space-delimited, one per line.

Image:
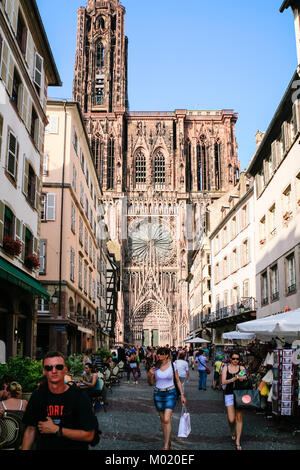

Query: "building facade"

xmin=38 ymin=100 xmax=108 ymax=357
xmin=0 ymin=0 xmax=61 ymax=360
xmin=206 ymin=174 xmax=257 ymax=341
xmin=72 ymin=0 xmax=241 ymax=347
xmin=247 ymin=71 xmax=300 ymax=319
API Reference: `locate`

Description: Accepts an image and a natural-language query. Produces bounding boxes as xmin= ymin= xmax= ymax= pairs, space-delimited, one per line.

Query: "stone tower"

xmin=73 ymin=0 xmax=241 ymax=347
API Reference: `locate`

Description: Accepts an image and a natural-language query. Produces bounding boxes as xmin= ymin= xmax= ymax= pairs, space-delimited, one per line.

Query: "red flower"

xmin=24 ymin=254 xmax=40 ymax=270
xmin=3 ymin=236 xmax=22 ymax=256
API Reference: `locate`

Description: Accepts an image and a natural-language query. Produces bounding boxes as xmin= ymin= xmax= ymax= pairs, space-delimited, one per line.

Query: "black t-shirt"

xmin=22 ymin=385 xmax=96 ymax=450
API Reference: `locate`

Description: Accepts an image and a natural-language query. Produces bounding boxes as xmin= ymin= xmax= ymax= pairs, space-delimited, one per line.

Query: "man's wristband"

xmin=55 ymin=425 xmax=63 ymax=438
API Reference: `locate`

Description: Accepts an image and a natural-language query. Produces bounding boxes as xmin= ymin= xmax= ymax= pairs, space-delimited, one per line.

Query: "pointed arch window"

xmin=96 ymin=40 xmax=104 ymax=68
xmin=107 ymin=137 xmax=114 ymax=190
xmin=185 ymin=140 xmax=192 ymax=192
xmin=215 ymin=141 xmax=221 ymax=190
xmin=135 ymin=150 xmax=146 ymax=185
xmin=154 ymin=151 xmax=165 ymax=186
xmin=92 ymin=137 xmax=104 ymax=185
xmin=197 ymin=136 xmax=209 ymax=190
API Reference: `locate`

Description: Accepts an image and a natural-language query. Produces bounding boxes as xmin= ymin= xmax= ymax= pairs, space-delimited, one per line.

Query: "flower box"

xmin=2 ymin=236 xmax=22 ymax=256
xmin=24 ymin=254 xmax=40 ymax=270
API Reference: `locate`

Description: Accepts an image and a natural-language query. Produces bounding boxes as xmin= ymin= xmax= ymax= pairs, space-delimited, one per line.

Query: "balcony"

xmin=203 ymin=297 xmax=257 ymax=328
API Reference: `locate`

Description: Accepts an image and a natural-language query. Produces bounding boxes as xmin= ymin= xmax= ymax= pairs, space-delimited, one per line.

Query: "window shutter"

xmin=38 ymin=119 xmax=44 ymax=153
xmin=0 ymin=113 xmax=3 ymax=159
xmin=25 ymin=31 xmax=34 ymax=77
xmin=35 ymin=175 xmax=40 ymax=209
xmin=33 ymin=236 xmax=38 ymax=255
xmin=271 ymin=141 xmax=278 ymax=171
xmin=21 ymin=222 xmax=25 ymax=261
xmin=33 ymin=51 xmax=43 ymax=92
xmin=39 ymin=240 xmax=46 ymax=274
xmin=27 ymin=97 xmax=32 ymax=132
xmin=22 ymin=86 xmax=28 ymax=127
xmin=17 ymin=81 xmax=23 ymax=115
xmin=0 ymin=200 xmax=4 ymax=245
xmin=0 ymin=41 xmax=9 ymax=85
xmin=22 ymin=156 xmax=28 ymax=195
xmin=5 ymin=0 xmax=13 ymax=24
xmin=46 ymin=193 xmax=56 ymax=221
xmin=7 ymin=55 xmax=14 ymax=96
xmin=12 ymin=0 xmax=19 ymax=34
xmin=282 ymin=122 xmax=290 ymax=152
xmin=292 ymin=100 xmax=300 ymax=135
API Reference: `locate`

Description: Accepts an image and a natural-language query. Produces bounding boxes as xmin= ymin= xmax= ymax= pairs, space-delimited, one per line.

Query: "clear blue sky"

xmin=37 ymin=0 xmax=297 ymax=171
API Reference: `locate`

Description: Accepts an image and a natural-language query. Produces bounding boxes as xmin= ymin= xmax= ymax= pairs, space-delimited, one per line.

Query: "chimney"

xmin=255 ymin=130 xmax=265 ymax=147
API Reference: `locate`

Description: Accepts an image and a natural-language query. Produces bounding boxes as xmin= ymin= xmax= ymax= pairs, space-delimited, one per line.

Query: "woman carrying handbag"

xmin=221 ymin=351 xmax=247 ymax=450
xmin=147 ymin=347 xmax=186 ymax=450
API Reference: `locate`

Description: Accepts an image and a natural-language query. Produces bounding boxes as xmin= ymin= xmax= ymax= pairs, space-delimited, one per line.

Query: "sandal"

xmin=236 ymin=443 xmax=242 ymax=450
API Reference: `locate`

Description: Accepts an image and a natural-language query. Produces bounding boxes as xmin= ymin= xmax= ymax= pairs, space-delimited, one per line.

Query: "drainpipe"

xmin=58 ymin=101 xmax=67 ymax=321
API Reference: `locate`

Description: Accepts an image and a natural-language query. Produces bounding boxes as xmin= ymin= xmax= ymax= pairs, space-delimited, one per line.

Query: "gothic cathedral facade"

xmin=73 ymin=0 xmax=240 ymax=347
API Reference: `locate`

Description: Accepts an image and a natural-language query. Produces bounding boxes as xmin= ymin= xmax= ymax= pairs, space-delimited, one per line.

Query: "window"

xmin=242 ymin=204 xmax=249 ymax=228
xmin=223 ymin=256 xmax=227 ymax=279
xmin=242 ymin=239 xmax=250 ymax=265
xmin=135 ymin=150 xmax=146 ymax=185
xmin=197 ymin=140 xmax=209 ymax=190
xmin=96 ymin=41 xmax=104 ymax=68
xmin=11 ymin=67 xmax=22 ymax=114
xmin=79 ymin=217 xmax=83 ymax=245
xmin=231 ymin=217 xmax=237 ymax=239
xmin=214 ymin=142 xmax=221 ymax=190
xmin=16 ymin=8 xmax=27 ymax=55
xmin=43 ymin=152 xmax=49 ymax=176
xmin=261 ymin=271 xmax=268 ymax=306
xmin=41 ymin=193 xmax=56 ymax=221
xmin=270 ymin=264 xmax=279 ymax=301
xmin=154 ymin=151 xmax=165 ymax=186
xmin=24 ymin=227 xmax=33 ymax=258
xmin=107 ymin=137 xmax=114 ymax=190
xmin=282 ymin=185 xmax=292 ymax=217
xmin=37 ymin=298 xmax=49 ymax=314
xmin=70 ymin=247 xmax=75 ymax=282
xmin=232 ymin=249 xmax=237 ymax=272
xmin=39 ymin=240 xmax=46 ymax=275
xmin=33 ymin=51 xmax=43 ymax=96
xmin=72 ymin=165 xmax=77 ymax=192
xmin=286 ymin=253 xmax=296 ymax=294
xmin=78 ymin=256 xmax=82 ymax=289
xmin=71 ymin=204 xmax=76 ymax=233
xmin=259 ymin=216 xmax=266 ymax=244
xmin=243 ymin=279 xmax=249 ymax=298
xmin=27 ymin=163 xmax=36 ymax=207
xmin=6 ymin=130 xmax=18 ymax=179
xmin=269 ymin=204 xmax=276 ymax=237
xmin=84 ymin=263 xmax=87 ymax=293
xmin=30 ymin=106 xmax=39 ymax=145
xmin=3 ymin=206 xmax=14 ymax=239
xmin=72 ymin=127 xmax=78 ymax=155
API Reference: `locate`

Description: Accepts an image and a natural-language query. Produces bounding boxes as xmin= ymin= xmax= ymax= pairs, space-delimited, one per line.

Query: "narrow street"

xmin=93 ymin=363 xmax=300 ymax=451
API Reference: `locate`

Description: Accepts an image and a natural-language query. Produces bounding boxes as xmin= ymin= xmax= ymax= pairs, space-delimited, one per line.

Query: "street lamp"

xmin=52 ymin=289 xmax=59 ymax=305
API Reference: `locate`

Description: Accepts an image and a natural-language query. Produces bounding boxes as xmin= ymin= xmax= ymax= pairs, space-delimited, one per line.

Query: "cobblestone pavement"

xmin=93 ymin=363 xmax=300 ymax=451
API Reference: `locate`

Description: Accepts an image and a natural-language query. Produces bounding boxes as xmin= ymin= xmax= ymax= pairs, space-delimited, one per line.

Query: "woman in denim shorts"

xmin=147 ymin=347 xmax=186 ymax=450
xmin=221 ymin=352 xmax=247 ymax=450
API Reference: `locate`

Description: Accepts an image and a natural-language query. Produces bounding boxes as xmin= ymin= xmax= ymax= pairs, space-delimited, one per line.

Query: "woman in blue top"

xmin=80 ymin=363 xmax=107 ymax=407
xmin=195 ymin=350 xmax=208 ymax=391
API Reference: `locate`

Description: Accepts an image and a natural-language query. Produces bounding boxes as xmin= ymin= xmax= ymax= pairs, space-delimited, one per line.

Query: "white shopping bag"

xmin=177 ymin=405 xmax=191 ymax=438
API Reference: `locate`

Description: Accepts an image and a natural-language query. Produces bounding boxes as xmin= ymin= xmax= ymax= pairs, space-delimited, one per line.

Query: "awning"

xmin=0 ymin=257 xmax=50 ymax=300
xmin=222 ymin=331 xmax=255 ymax=340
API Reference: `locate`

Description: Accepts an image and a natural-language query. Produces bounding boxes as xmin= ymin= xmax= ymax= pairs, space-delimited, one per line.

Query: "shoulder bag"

xmin=171 ymin=362 xmax=181 ymax=400
xmin=233 ymin=389 xmax=261 ymax=410
xmin=198 ymin=357 xmax=211 ymax=375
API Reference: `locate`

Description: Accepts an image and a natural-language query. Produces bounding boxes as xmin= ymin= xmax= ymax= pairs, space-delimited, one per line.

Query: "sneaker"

xmin=135 ymin=381 xmax=138 ymax=385
xmin=124 ymin=381 xmax=130 ymax=384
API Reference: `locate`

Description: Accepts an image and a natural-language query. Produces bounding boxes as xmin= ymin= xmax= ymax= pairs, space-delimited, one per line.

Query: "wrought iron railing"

xmin=202 ymin=297 xmax=257 ymax=325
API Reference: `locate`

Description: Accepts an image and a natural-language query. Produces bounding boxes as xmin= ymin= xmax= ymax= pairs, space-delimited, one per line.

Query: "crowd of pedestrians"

xmin=0 ymin=343 xmax=252 ymax=451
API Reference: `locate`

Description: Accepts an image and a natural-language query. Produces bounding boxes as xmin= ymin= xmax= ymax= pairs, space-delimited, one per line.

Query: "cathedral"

xmin=73 ymin=0 xmax=240 ymax=347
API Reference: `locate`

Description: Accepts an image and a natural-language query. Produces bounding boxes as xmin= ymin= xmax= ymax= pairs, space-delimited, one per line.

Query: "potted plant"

xmin=24 ymin=254 xmax=40 ymax=270
xmin=66 ymin=354 xmax=84 ymax=380
xmin=0 ymin=356 xmax=43 ymax=400
xmin=2 ymin=236 xmax=22 ymax=256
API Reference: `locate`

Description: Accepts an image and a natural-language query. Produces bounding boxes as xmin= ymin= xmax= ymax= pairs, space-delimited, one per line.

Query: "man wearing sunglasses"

xmin=21 ymin=351 xmax=97 ymax=450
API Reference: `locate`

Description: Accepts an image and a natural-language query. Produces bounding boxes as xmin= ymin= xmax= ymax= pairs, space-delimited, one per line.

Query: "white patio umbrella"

xmin=184 ymin=337 xmax=210 ymax=343
xmin=236 ymin=308 xmax=300 ymax=339
xmin=222 ymin=331 xmax=255 ymax=340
